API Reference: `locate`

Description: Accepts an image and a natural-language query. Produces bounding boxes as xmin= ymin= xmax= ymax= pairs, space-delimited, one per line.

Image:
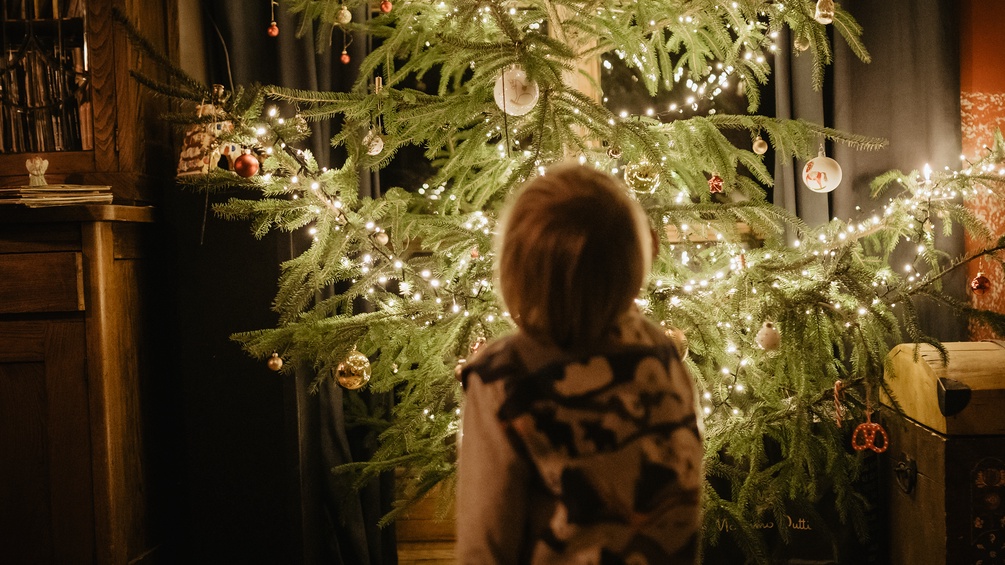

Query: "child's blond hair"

xmin=497 ymin=163 xmax=653 ymax=354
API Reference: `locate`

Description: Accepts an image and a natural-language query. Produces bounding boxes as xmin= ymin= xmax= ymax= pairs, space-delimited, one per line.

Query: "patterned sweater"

xmin=457 ymin=312 xmax=703 ymax=564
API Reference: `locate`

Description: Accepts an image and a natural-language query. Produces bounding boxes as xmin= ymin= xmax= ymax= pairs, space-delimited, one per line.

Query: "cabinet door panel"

xmin=0 ymin=361 xmax=53 ymax=564
xmin=0 ymin=320 xmax=93 ymax=564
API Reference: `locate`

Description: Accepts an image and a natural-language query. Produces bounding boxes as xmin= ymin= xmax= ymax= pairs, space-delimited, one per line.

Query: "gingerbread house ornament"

xmin=176 ymin=104 xmax=241 ymax=176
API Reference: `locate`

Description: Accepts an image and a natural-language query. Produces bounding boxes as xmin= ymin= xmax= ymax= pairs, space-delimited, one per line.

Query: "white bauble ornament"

xmin=802 ymin=150 xmax=842 ymax=193
xmin=336 ymin=5 xmax=352 ymax=25
xmin=755 ymin=322 xmax=781 ymax=351
xmin=493 ymin=67 xmax=539 ymax=116
xmin=814 ymin=0 xmax=835 ymax=24
xmin=363 ymin=129 xmax=384 ymax=155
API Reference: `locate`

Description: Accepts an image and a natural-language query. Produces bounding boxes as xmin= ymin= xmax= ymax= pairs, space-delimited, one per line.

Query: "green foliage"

xmin=120 ymin=1 xmax=1005 ymax=562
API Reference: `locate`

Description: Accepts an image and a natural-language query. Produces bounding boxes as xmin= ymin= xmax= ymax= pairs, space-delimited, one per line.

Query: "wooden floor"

xmin=396 ymin=484 xmax=456 ymax=565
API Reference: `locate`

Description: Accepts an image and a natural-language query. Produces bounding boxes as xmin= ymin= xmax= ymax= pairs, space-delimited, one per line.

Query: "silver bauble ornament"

xmin=334 ymin=349 xmax=371 ymax=390
xmin=363 ymin=129 xmax=384 ymax=155
xmin=336 ymin=5 xmax=352 ymax=25
xmin=493 ymin=66 xmax=539 ymax=116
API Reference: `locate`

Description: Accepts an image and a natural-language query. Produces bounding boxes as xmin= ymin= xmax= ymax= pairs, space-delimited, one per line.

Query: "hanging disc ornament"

xmin=234 ymin=151 xmax=260 ymax=178
xmin=752 ymin=136 xmax=769 ymax=155
xmin=971 ymin=271 xmax=992 ymax=295
xmin=814 ymin=0 xmax=835 ymax=24
xmin=708 ymin=174 xmax=724 ymax=194
xmin=802 ymin=149 xmax=842 ymax=193
xmin=336 ymin=5 xmax=352 ymax=25
xmin=493 ymin=66 xmax=539 ymax=117
xmin=334 ymin=349 xmax=371 ymax=390
xmin=267 ymin=353 xmax=283 ymax=371
xmin=267 ymin=22 xmax=279 ymax=37
xmin=363 ymin=129 xmax=384 ymax=156
xmin=755 ymin=321 xmax=781 ymax=351
xmin=340 ymin=49 xmax=350 ymax=64
xmin=624 ymin=161 xmax=661 ymax=194
xmin=380 ymin=0 xmax=392 ymax=13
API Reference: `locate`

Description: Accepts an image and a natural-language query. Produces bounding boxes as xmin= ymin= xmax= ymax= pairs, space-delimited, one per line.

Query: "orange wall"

xmin=961 ymin=0 xmax=1005 ymax=338
xmin=960 ymin=1 xmax=1005 ymax=93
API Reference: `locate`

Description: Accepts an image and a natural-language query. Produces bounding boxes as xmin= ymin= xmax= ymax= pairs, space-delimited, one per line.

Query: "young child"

xmin=457 ymin=164 xmax=703 ymax=564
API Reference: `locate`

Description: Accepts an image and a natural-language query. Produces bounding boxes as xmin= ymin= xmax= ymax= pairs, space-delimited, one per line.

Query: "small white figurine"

xmin=26 ymin=156 xmax=49 ymax=186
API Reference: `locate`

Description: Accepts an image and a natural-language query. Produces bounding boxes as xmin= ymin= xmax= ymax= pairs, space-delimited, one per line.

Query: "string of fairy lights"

xmin=195 ymin=0 xmax=1005 ymax=429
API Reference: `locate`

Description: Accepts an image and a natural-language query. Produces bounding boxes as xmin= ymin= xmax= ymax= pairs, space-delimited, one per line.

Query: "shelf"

xmin=0 ymin=203 xmax=156 ymax=223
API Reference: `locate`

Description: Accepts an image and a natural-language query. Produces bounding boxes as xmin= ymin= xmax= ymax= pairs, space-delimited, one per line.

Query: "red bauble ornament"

xmin=971 ymin=271 xmax=992 ymax=295
xmin=267 ymin=22 xmax=279 ymax=37
xmin=380 ymin=0 xmax=392 ymax=13
xmin=340 ymin=50 xmax=350 ymax=64
xmin=234 ymin=152 xmax=260 ymax=178
xmin=708 ymin=174 xmax=724 ymax=194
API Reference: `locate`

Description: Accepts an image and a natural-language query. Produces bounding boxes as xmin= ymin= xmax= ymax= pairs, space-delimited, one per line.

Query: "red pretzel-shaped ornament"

xmin=851 ymin=411 xmax=888 ymax=453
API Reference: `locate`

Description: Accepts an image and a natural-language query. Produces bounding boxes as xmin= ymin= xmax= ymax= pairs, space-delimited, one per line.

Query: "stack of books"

xmin=0 ymin=184 xmax=112 ymax=206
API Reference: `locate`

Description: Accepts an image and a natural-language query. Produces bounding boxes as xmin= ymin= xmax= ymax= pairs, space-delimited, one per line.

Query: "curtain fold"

xmin=202 ymin=3 xmax=395 ymax=564
xmin=774 ymin=0 xmax=965 ymax=340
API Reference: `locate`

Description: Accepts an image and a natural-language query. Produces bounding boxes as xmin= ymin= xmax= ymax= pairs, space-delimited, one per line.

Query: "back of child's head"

xmin=497 ymin=163 xmax=653 ymax=354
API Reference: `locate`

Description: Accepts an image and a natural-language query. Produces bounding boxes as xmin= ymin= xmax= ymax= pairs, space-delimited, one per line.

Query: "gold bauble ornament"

xmin=752 ymin=136 xmax=769 ymax=155
xmin=665 ymin=327 xmax=689 ymax=360
xmin=267 ymin=352 xmax=283 ymax=371
xmin=794 ymin=35 xmax=810 ymax=51
xmin=624 ymin=160 xmax=661 ymax=194
xmin=374 ymin=231 xmax=389 ymax=245
xmin=334 ymin=349 xmax=371 ymax=390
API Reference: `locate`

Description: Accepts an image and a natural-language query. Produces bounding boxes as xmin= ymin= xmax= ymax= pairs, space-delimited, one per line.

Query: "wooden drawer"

xmin=0 ymin=252 xmax=84 ymax=314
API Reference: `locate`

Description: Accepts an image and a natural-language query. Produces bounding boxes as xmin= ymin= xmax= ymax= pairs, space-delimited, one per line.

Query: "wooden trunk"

xmin=396 ymin=480 xmax=456 ymax=565
xmin=883 ymin=342 xmax=1005 ymax=565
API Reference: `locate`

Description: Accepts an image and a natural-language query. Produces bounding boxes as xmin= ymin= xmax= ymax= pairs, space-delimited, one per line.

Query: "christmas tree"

xmin=125 ymin=0 xmax=1005 ymax=560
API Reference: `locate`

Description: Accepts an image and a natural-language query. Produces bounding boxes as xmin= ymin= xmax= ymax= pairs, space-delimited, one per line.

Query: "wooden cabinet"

xmin=0 ymin=204 xmax=163 ymax=565
xmin=0 ymin=0 xmax=176 ymax=203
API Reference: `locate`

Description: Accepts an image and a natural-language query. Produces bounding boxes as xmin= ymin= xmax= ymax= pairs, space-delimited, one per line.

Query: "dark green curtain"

xmin=773 ymin=0 xmax=965 ymax=341
xmin=200 ymin=3 xmax=395 ymax=564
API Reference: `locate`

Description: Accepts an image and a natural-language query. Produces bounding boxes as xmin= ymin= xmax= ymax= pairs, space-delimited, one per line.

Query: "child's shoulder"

xmin=458 ymin=333 xmax=525 ymax=389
